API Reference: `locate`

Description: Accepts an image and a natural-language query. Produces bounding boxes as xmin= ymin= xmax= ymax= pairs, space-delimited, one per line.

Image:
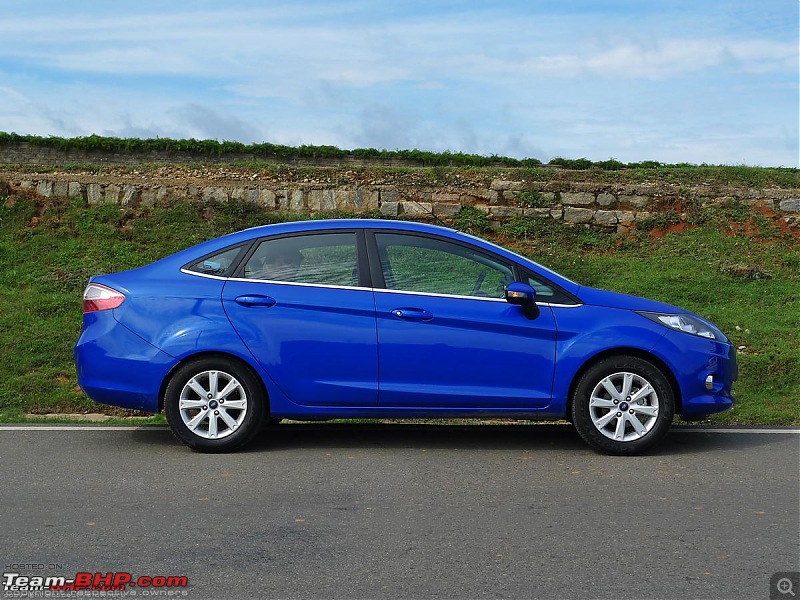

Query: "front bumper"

xmin=652 ymin=329 xmax=737 ymax=418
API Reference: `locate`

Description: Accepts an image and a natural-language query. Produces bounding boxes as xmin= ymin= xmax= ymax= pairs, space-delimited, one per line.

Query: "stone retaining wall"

xmin=4 ymin=173 xmax=800 ymax=232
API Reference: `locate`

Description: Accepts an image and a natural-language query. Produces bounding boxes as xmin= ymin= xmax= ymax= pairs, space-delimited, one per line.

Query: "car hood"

xmin=575 ymin=286 xmax=687 ymax=314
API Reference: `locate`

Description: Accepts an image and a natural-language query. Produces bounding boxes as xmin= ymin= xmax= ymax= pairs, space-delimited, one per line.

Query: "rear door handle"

xmin=235 ymin=294 xmax=277 ymax=307
xmin=391 ymin=307 xmax=433 ymax=321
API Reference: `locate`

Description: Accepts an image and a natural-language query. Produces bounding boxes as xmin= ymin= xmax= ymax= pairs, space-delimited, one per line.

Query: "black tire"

xmin=164 ymin=356 xmax=266 ymax=452
xmin=571 ymin=356 xmax=674 ymax=455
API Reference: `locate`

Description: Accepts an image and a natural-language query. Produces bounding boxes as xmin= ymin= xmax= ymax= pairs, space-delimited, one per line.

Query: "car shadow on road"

xmin=253 ymin=423 xmax=588 ymax=453
xmin=130 ymin=423 xmax=795 ymax=455
xmin=245 ymin=423 xmax=794 ymax=455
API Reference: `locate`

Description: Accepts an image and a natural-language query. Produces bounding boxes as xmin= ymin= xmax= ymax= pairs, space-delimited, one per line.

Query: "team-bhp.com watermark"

xmin=3 ymin=571 xmax=188 ymax=598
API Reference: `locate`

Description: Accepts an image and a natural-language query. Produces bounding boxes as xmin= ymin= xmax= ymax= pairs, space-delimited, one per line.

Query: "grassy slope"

xmin=0 ymin=192 xmax=797 ymax=424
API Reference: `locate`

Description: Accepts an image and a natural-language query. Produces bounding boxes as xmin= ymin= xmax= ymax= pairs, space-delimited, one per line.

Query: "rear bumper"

xmin=74 ymin=312 xmax=173 ymax=413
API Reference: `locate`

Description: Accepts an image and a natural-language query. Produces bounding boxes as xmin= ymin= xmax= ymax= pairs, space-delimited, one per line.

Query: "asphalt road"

xmin=1 ymin=424 xmax=798 ymax=600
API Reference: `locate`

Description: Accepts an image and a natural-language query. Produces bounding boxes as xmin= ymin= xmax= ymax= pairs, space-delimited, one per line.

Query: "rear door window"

xmin=242 ymin=233 xmax=359 ymax=287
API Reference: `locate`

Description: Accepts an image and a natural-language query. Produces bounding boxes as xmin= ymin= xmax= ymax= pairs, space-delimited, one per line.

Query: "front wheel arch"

xmin=570 ymin=353 xmax=676 ymax=455
xmin=566 ymin=348 xmax=681 ymax=418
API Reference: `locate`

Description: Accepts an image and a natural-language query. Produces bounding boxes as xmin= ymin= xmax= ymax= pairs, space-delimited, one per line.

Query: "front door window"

xmin=375 ymin=233 xmax=513 ymax=298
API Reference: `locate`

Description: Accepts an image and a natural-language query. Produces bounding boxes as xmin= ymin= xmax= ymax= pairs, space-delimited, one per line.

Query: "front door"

xmin=370 ymin=232 xmax=557 ymax=408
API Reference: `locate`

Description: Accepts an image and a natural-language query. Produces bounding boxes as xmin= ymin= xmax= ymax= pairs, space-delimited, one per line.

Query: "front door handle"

xmin=391 ymin=307 xmax=433 ymax=321
xmin=235 ymin=294 xmax=277 ymax=308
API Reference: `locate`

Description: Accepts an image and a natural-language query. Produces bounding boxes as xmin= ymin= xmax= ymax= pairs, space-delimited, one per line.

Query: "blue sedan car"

xmin=75 ymin=219 xmax=736 ymax=454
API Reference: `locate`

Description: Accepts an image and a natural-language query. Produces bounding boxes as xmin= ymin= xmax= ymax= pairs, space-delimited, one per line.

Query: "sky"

xmin=0 ymin=1 xmax=797 ymax=167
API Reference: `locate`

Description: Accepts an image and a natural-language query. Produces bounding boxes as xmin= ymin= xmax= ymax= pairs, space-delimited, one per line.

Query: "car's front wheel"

xmin=164 ymin=356 xmax=266 ymax=452
xmin=571 ymin=356 xmax=675 ymax=455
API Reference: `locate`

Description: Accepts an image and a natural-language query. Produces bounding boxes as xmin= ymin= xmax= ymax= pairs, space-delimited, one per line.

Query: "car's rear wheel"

xmin=571 ymin=356 xmax=674 ymax=455
xmin=164 ymin=356 xmax=265 ymax=452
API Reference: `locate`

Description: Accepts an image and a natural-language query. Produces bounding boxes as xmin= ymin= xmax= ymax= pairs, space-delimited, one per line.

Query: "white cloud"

xmin=0 ymin=1 xmax=795 ymax=166
xmin=0 ymin=86 xmax=30 ymax=103
xmin=452 ymin=38 xmax=796 ymax=80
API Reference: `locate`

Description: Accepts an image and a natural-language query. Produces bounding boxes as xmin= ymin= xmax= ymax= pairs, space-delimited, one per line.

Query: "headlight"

xmin=637 ymin=311 xmax=727 ymax=341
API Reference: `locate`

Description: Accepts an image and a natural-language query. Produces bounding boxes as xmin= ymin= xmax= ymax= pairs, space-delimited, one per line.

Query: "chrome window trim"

xmin=375 ymin=288 xmax=507 ymax=303
xmin=181 ymin=269 xmax=227 ymax=280
xmin=182 ymin=269 xmax=585 ymax=306
xmin=375 ymin=288 xmax=584 ymax=306
xmin=227 ymin=276 xmax=372 ymax=292
xmin=182 ymin=268 xmax=370 ymax=291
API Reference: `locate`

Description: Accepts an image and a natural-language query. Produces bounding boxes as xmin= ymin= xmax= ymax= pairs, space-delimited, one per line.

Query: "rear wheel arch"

xmin=159 ymin=351 xmax=269 ymax=414
xmin=162 ymin=352 xmax=270 ymax=452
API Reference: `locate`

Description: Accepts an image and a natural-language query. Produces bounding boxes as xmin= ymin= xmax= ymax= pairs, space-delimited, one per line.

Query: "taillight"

xmin=83 ymin=283 xmax=125 ymax=313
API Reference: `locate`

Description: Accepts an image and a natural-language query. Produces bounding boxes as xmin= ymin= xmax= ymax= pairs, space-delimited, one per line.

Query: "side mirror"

xmin=505 ymin=282 xmax=539 ymax=320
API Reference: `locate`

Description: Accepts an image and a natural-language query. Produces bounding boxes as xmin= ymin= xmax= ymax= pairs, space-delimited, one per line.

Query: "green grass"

xmin=0 ymin=192 xmax=797 ymax=424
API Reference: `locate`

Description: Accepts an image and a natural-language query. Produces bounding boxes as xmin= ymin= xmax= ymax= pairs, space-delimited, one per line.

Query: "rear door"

xmin=222 ymin=231 xmax=378 ymax=406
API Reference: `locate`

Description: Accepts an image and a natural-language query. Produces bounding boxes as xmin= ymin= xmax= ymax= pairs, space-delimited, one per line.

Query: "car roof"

xmin=197 ymin=219 xmax=459 ymax=248
xmin=246 ymin=218 xmax=455 ymax=235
